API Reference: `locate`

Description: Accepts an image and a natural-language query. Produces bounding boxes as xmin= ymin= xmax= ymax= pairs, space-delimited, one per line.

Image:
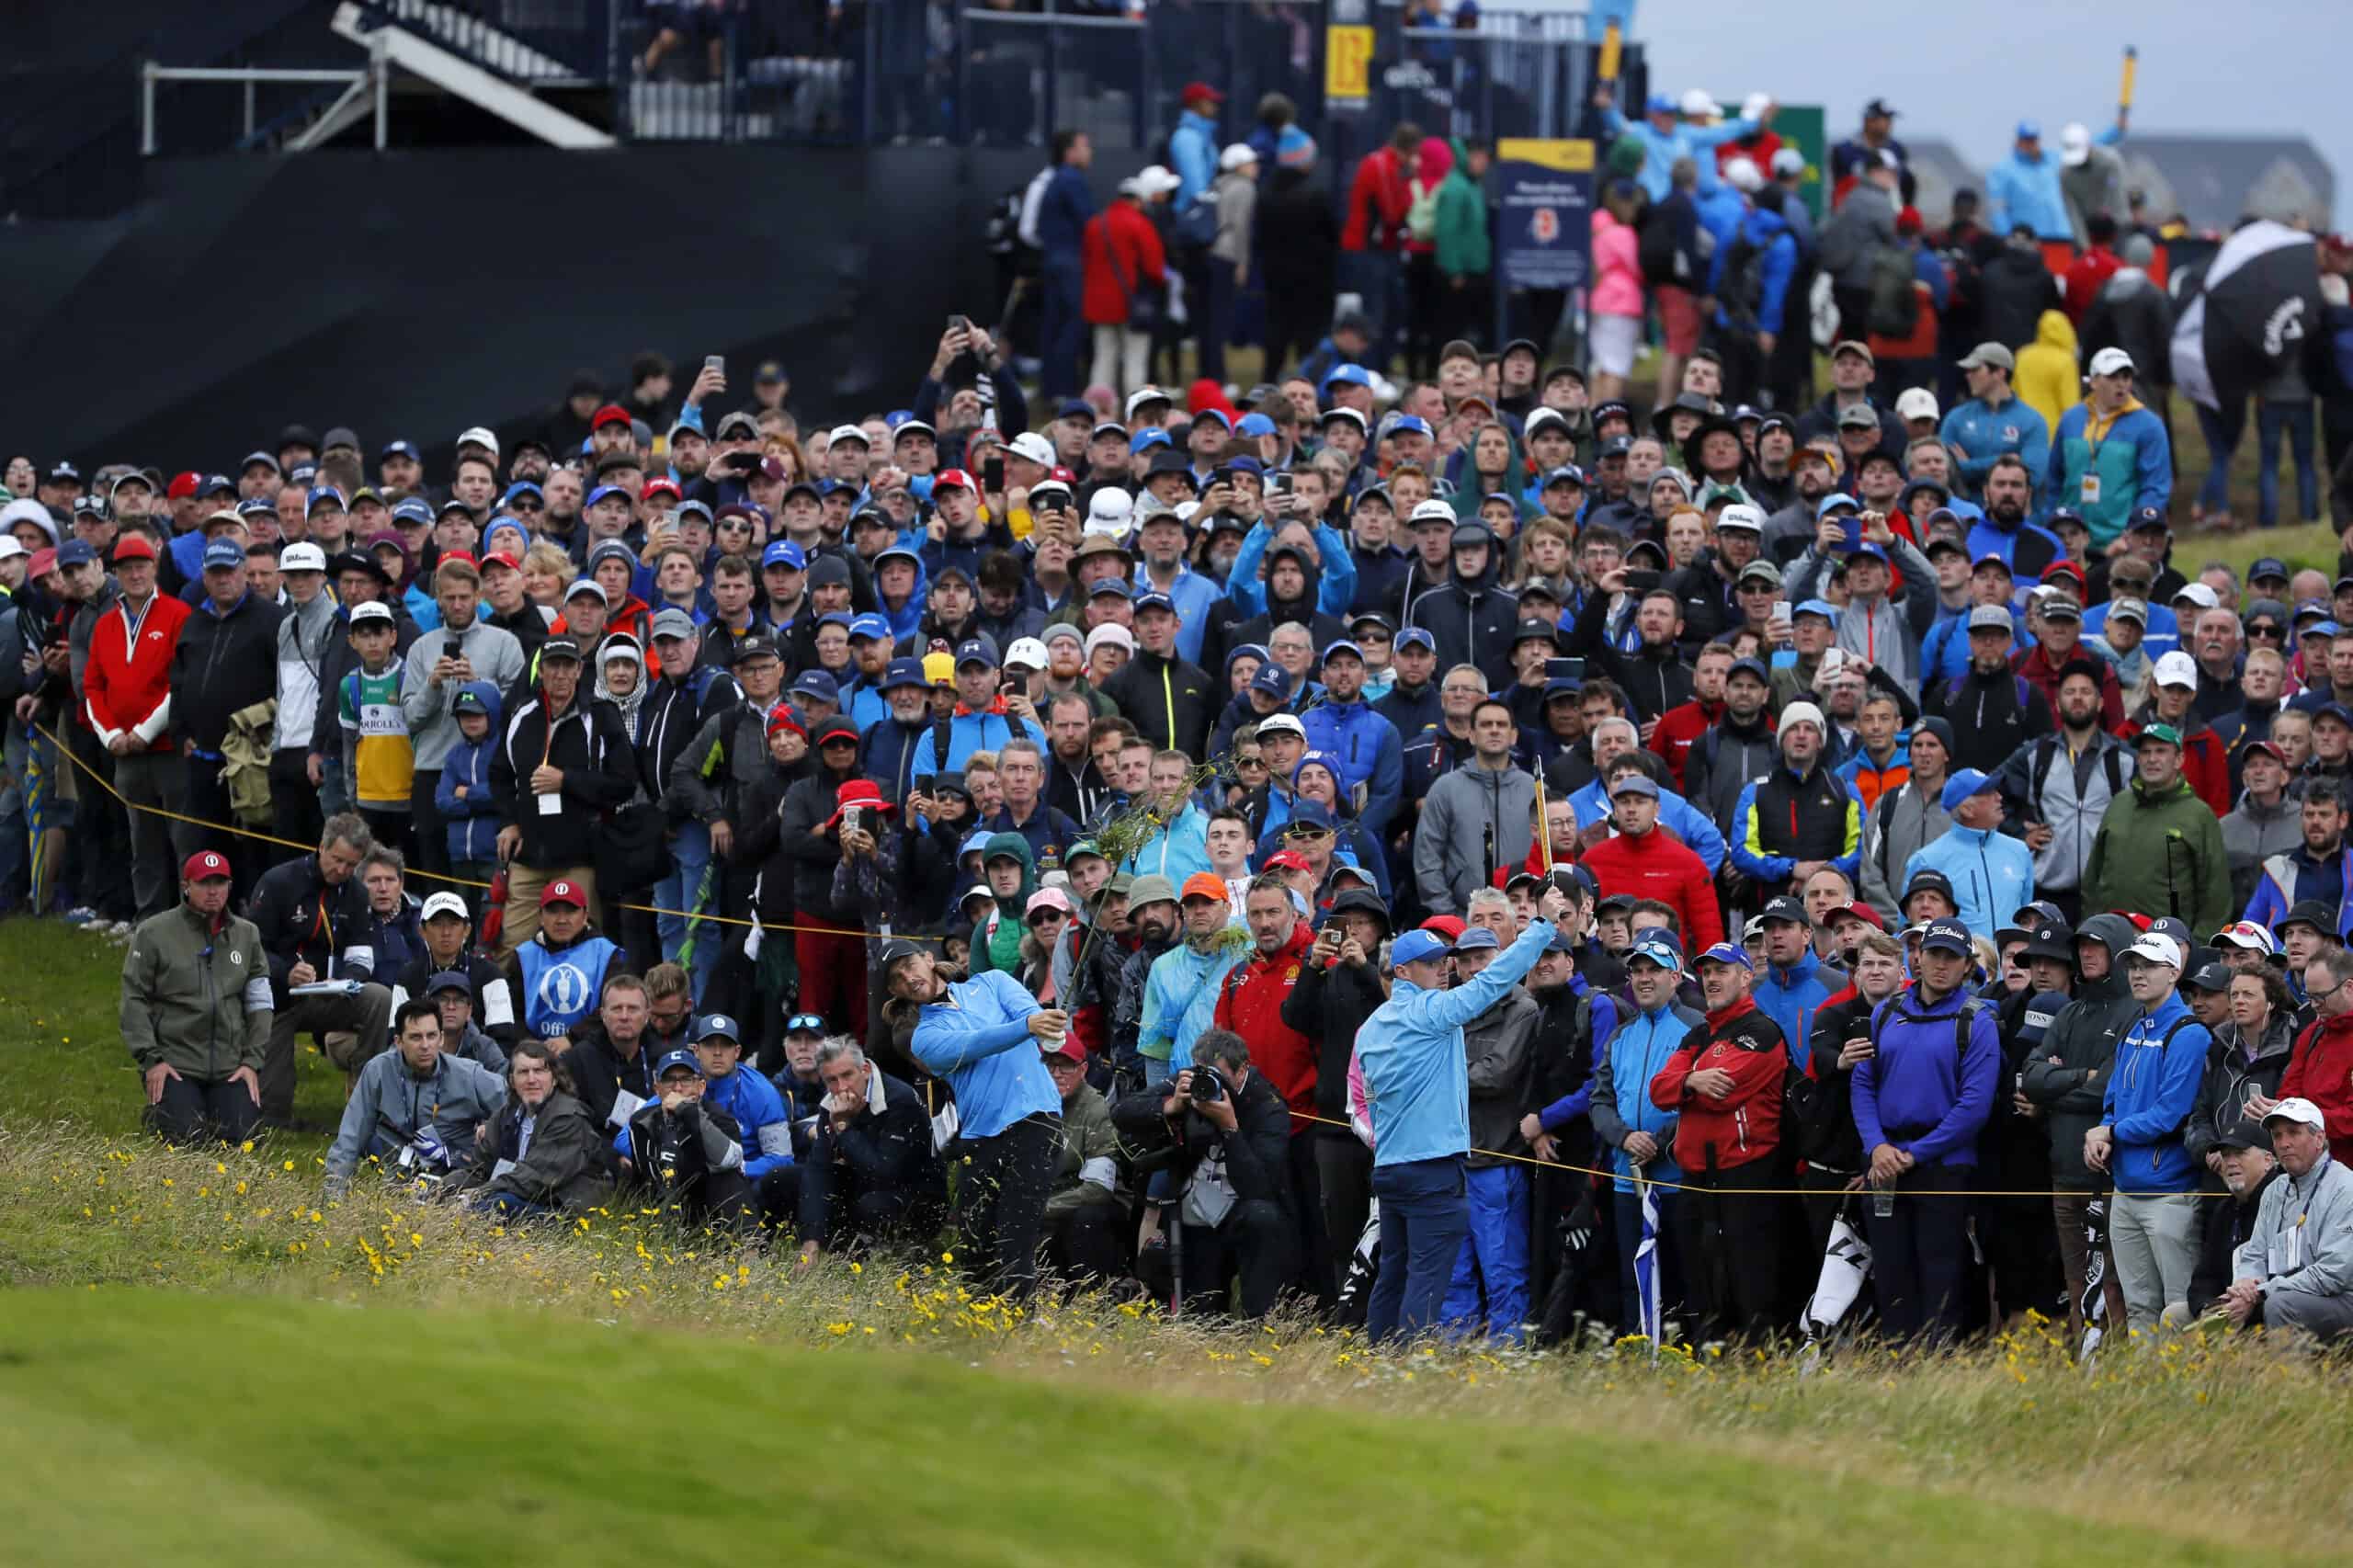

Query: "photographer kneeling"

xmin=324 ymin=1000 xmax=506 ymax=1201
xmin=1113 ymin=1028 xmax=1296 ymax=1320
xmin=612 ymin=1049 xmax=761 ymax=1233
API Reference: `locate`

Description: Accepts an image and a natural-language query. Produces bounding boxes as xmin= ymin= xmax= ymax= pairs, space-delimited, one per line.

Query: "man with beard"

xmin=1931 ymin=604 xmax=2052 ymax=774
xmin=1761 ymin=444 xmax=1839 ymax=565
xmin=1729 ymin=702 xmax=1859 ymax=905
xmin=2014 ymin=593 xmax=2123 ymax=733
xmin=1962 ymin=454 xmax=2061 ymax=583
xmin=1569 ymin=576 xmax=1694 ymax=725
xmin=2245 ymin=784 xmax=2352 ymax=934
xmin=1684 ymin=654 xmax=1779 ymax=836
xmin=1998 ymin=660 xmax=2134 ymax=926
xmin=1108 ymin=875 xmax=1182 ymax=1093
xmin=1859 ymin=715 xmax=1952 ymax=926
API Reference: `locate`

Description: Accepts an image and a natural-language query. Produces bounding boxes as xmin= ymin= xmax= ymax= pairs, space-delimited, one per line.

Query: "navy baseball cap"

xmin=1452 ymin=926 xmax=1501 ymax=953
xmin=654 ymin=1049 xmax=703 ymax=1078
xmin=1395 ymin=628 xmax=1437 ymax=653
xmin=1919 ymin=917 xmax=1975 ymax=956
xmin=1542 ymin=464 xmax=1586 ymax=489
xmin=694 ymin=1013 xmax=743 ymax=1043
xmin=954 ymin=635 xmax=1000 ymax=669
xmin=1320 ymin=639 xmax=1366 ymax=665
xmin=201 ymin=539 xmax=244 ymax=571
xmin=790 ymin=670 xmax=840 ymax=702
xmin=500 ymin=481 xmax=544 ymax=506
xmin=1134 ymin=590 xmax=1176 ymax=616
xmin=881 ymin=656 xmax=929 ymax=692
xmin=1693 ymin=941 xmax=1754 ymax=971
xmin=392 ymin=497 xmax=434 ymax=527
xmin=1250 ymin=663 xmax=1292 ymax=698
xmin=381 ymin=439 xmax=421 ymax=461
xmin=848 ymin=612 xmax=892 ymax=641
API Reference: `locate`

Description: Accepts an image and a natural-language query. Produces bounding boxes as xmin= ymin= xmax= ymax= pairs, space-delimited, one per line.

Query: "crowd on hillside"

xmin=55 ymin=79 xmax=2353 ymax=1350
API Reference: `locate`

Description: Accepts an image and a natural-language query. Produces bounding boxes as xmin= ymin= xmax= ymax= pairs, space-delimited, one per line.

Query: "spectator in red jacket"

xmin=83 ymin=532 xmax=191 ymax=918
xmin=1649 ymin=940 xmax=1790 ymax=1341
xmin=1082 ymin=174 xmax=1172 ymax=395
xmin=1649 ymin=642 xmax=1733 ymax=792
xmin=1215 ymin=877 xmax=1332 ymax=1303
xmin=2062 ymin=215 xmax=2122 ymax=324
xmin=2277 ymin=947 xmax=2353 ymax=1166
xmin=1340 ymin=121 xmax=1425 ymax=367
xmin=1579 ymin=770 xmax=1724 ymax=950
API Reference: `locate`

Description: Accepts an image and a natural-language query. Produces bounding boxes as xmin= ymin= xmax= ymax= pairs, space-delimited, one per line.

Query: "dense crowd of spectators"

xmin=71 ymin=74 xmax=2353 ymax=1349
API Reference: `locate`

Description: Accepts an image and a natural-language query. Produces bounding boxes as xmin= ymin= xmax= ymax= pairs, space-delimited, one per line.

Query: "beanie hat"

xmin=1779 ymin=700 xmax=1826 ymax=739
xmin=1276 ymin=125 xmax=1317 ymax=170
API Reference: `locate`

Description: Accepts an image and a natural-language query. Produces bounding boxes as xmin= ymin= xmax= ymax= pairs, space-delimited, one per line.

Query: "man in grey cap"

xmin=1939 ymin=342 xmax=2049 ymax=505
xmin=637 ymin=607 xmax=741 ymax=1006
xmin=400 ymin=554 xmax=523 ymax=874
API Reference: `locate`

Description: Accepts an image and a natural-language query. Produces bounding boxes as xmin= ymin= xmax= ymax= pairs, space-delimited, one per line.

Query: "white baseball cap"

xmin=2172 ymin=582 xmax=2219 ymax=612
xmin=279 ymin=541 xmax=328 ymax=574
xmin=1086 ymin=488 xmax=1135 ymax=535
xmin=420 ymin=891 xmax=472 ymax=922
xmin=826 ymin=423 xmax=870 ymax=448
xmin=1008 ymin=431 xmax=1057 ymax=468
xmin=1219 ymin=142 xmax=1259 ymax=171
xmin=1132 ymin=165 xmax=1182 ymax=198
xmin=456 ymin=425 xmax=500 ymax=459
xmin=1770 ymin=147 xmax=1806 ymax=178
xmin=1255 ymin=712 xmax=1307 ymax=739
xmin=1004 ymin=636 xmax=1049 ymax=673
xmin=1894 ymin=388 xmax=1940 ymax=423
xmin=1409 ymin=498 xmax=1459 ymax=528
xmin=2059 ymin=122 xmax=2093 ymax=166
xmin=1741 ymin=91 xmax=1773 ymax=122
xmin=2087 ymin=347 xmax=2136 ymax=377
xmin=1723 ymin=156 xmax=1764 ymax=194
xmin=1678 ymin=87 xmax=1722 ymax=118
xmin=1716 ymin=502 xmax=1766 ymax=534
xmin=0 ymin=536 xmax=26 ymax=562
xmin=2152 ymin=650 xmax=2200 ymax=689
xmin=2125 ymin=932 xmax=2184 ymax=970
xmin=1125 ymin=385 xmax=1173 ymax=422
xmin=2263 ymin=1096 xmax=2327 ymax=1132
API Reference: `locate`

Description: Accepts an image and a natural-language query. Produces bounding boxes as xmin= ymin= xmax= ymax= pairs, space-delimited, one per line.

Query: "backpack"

xmin=2027 ymin=733 xmax=2130 ymax=812
xmin=1405 ymin=176 xmax=1441 ymax=244
xmin=1174 ymin=189 xmax=1221 ymax=255
xmin=1865 ymin=244 xmax=1920 ymax=336
xmin=1717 ymin=228 xmax=1767 ymax=327
xmin=1787 ymin=994 xmax=1990 ymax=1166
xmin=1637 ymin=202 xmax=1684 ymax=287
xmin=1814 ymin=205 xmax=1865 ymax=277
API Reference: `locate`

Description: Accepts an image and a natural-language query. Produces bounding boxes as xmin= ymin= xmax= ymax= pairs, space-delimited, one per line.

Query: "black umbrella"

xmin=2170 ymin=219 xmax=2325 ymax=411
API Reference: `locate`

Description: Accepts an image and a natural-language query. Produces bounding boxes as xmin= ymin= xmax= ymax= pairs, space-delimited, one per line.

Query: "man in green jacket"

xmin=1041 ymin=1036 xmax=1125 ymax=1284
xmin=2082 ymin=725 xmax=2232 ymax=934
xmin=120 ymin=850 xmax=274 ymax=1145
xmin=1433 ymin=139 xmax=1495 ymax=351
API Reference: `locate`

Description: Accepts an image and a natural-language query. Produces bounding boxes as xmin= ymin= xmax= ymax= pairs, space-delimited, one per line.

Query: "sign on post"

xmin=1496 ymin=139 xmax=1596 ymax=291
xmin=1325 ymin=0 xmax=1373 ymax=113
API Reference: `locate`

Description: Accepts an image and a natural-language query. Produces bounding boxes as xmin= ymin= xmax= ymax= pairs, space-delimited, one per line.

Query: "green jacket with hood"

xmin=1433 ymin=139 xmax=1492 ymax=279
xmin=971 ymin=831 xmax=1039 ymax=978
xmin=2082 ymin=772 xmax=2232 ymax=936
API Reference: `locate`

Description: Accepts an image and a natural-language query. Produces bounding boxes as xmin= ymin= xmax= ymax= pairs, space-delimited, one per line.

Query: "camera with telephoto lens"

xmin=1187 ymin=1064 xmax=1228 ymax=1104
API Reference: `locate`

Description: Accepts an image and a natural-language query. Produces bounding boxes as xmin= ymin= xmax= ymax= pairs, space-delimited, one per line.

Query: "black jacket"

xmin=245 ymin=853 xmax=378 ymax=1006
xmin=390 ymin=949 xmax=519 ymax=1050
xmin=1566 ymin=585 xmax=1694 ymax=722
xmin=167 ymin=590 xmax=285 ymax=753
xmin=563 ymin=1021 xmax=659 ymax=1128
xmin=1802 ymin=993 xmax=1873 ymax=1174
xmin=1407 ymin=565 xmax=1521 ymax=691
xmin=489 ymin=688 xmax=637 ymax=870
xmin=1282 ymin=950 xmax=1388 ymax=1124
xmin=1976 ymin=244 xmax=2064 ymax=354
xmin=778 ymin=766 xmax=864 ymax=917
xmin=799 ymin=1071 xmax=944 ymax=1245
xmin=1928 ymin=662 xmax=2053 ymax=776
xmin=1102 ymin=648 xmax=1215 ymax=759
xmin=1111 ymin=1064 xmax=1292 ymax=1214
xmin=634 ymin=664 xmax=741 ymax=813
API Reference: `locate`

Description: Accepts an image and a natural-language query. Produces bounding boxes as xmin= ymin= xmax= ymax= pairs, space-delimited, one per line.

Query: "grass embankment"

xmin=6 ymin=920 xmax=2353 ymax=1558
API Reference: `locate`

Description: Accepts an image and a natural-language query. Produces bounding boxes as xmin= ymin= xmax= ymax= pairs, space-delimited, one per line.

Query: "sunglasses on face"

xmin=508 ymin=498 xmax=543 ymax=512
xmin=2247 ymin=623 xmax=2284 ymax=641
xmin=1027 ymin=911 xmax=1066 ymax=928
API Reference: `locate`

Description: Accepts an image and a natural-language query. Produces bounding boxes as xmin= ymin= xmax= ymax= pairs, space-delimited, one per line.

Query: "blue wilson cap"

xmin=848 ymin=613 xmax=892 ymax=641
xmin=2016 ymin=119 xmax=2041 ymax=140
xmin=201 ymin=539 xmax=245 ymax=570
xmin=1693 ymin=941 xmax=1754 ymax=971
xmin=392 ymin=497 xmax=434 ymax=526
xmin=1235 ymin=413 xmax=1277 ymax=438
xmin=1452 ymin=926 xmax=1501 ymax=952
xmin=761 ymin=540 xmax=806 ymax=570
xmin=1395 ymin=627 xmax=1437 ymax=653
xmin=1391 ymin=929 xmax=1452 ymax=969
xmin=1938 ymin=767 xmax=1997 ymax=813
xmin=585 ymin=484 xmax=631 ymax=511
xmin=654 ymin=1048 xmax=703 ymax=1078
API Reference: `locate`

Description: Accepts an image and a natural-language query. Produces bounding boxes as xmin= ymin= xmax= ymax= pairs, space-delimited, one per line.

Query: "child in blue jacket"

xmin=436 ymin=681 xmax=505 ymax=908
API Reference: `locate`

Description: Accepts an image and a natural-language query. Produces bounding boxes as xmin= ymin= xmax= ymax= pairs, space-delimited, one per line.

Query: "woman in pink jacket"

xmin=1588 ymin=181 xmax=1647 ymax=403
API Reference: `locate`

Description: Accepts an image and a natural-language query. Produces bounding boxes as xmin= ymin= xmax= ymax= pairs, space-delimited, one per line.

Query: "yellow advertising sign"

xmin=1325 ymin=25 xmax=1373 ymax=105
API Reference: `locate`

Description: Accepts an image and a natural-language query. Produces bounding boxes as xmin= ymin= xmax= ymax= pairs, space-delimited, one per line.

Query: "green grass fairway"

xmin=0 ymin=1289 xmax=2240 ymax=1568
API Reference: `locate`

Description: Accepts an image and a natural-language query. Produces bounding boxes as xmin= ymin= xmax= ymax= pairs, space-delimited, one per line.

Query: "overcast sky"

xmin=1643 ymin=0 xmax=2350 ymax=225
